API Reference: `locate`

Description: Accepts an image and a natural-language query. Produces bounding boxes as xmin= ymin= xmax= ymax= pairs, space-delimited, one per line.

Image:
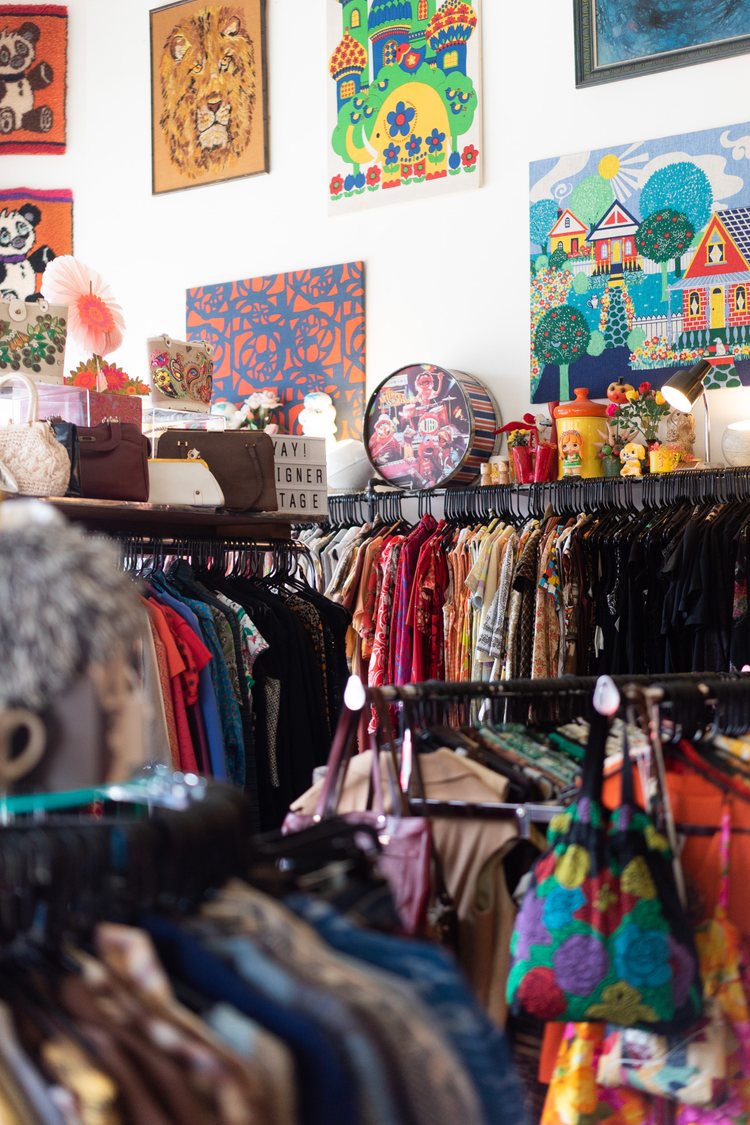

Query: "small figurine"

xmin=496 ymin=460 xmax=510 ymax=485
xmin=560 ymin=429 xmax=584 ymax=477
xmin=480 ymin=464 xmax=492 ymax=487
xmin=298 ymin=391 xmax=337 ymax=443
xmin=607 ymin=381 xmax=635 ymax=405
xmin=620 ymin=441 xmax=646 ymax=477
xmin=666 ymin=409 xmax=697 ymax=463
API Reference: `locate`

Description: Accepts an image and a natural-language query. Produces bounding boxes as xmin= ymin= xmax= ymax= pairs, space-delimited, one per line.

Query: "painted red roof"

xmin=427 ymin=0 xmax=477 ymax=38
xmin=329 ymin=30 xmax=368 ymax=77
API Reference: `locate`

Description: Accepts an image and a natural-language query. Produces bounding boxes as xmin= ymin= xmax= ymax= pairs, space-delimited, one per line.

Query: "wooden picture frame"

xmin=150 ymin=0 xmax=268 ymax=194
xmin=574 ymin=0 xmax=750 ymax=88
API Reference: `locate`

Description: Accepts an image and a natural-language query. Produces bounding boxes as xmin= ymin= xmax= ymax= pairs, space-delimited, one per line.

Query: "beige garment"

xmin=290 ymin=747 xmax=520 ymax=1024
xmin=41 ymin=1038 xmax=121 ymax=1125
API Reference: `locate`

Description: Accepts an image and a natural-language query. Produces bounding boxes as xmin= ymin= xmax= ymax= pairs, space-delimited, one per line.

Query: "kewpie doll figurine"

xmin=620 ymin=442 xmax=646 ymax=477
xmin=560 ymin=430 xmax=584 ymax=477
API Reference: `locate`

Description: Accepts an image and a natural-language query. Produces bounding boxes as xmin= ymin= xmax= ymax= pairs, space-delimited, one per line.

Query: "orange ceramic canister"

xmin=554 ymin=388 xmax=608 ymax=479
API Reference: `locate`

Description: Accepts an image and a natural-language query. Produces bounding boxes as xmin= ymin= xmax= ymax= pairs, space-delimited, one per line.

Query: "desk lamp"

xmin=661 ymin=359 xmax=713 ymax=463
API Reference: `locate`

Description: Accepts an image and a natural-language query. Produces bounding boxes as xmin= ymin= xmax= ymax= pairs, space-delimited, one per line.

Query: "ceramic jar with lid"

xmin=554 ymin=388 xmax=608 ymax=479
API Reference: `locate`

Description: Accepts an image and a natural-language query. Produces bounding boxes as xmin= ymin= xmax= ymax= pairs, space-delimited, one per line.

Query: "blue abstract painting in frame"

xmin=575 ymin=0 xmax=750 ymax=87
xmin=186 ymin=261 xmax=366 ymax=441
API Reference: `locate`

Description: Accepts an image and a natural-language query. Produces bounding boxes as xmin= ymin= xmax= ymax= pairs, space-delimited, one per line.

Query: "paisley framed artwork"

xmin=150 ymin=0 xmax=269 ymax=194
xmin=575 ymin=0 xmax=750 ymax=87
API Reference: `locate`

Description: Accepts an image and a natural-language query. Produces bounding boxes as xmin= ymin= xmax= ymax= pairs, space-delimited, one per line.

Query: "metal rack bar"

xmin=328 ymin=467 xmax=750 ymax=522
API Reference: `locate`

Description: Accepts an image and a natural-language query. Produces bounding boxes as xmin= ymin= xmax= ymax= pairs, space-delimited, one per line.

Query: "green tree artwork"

xmin=639 ymin=162 xmax=712 ymax=278
xmin=568 ymin=175 xmax=614 ymax=228
xmin=548 ymin=247 xmax=570 ymax=272
xmin=529 ymin=199 xmax=559 ymax=256
xmin=636 ymin=210 xmax=695 ymax=301
xmin=533 ymin=305 xmax=591 ymax=402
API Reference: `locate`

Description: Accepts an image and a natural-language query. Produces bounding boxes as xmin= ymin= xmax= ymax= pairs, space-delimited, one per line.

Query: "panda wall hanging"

xmin=0 ymin=187 xmax=72 ymax=302
xmin=364 ymin=364 xmax=502 ymax=491
xmin=0 ymin=5 xmax=68 ymax=155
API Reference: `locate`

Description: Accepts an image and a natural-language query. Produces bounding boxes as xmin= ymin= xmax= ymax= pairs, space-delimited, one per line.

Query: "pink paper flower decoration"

xmin=43 ymin=256 xmax=125 ymax=357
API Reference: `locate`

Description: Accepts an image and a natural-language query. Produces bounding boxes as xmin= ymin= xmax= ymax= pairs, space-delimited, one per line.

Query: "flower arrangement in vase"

xmin=212 ymin=390 xmax=282 ymax=433
xmin=606 ymin=381 xmax=671 ymax=471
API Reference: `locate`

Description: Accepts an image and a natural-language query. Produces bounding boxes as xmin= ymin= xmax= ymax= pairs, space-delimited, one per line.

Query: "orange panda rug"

xmin=0 ymin=5 xmax=67 ymax=154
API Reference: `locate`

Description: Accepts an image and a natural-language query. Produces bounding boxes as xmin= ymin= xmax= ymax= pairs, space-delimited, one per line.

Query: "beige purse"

xmin=148 ymin=457 xmax=224 ymax=507
xmin=0 ymin=372 xmax=71 ymax=496
xmin=0 ymin=297 xmax=68 ymax=385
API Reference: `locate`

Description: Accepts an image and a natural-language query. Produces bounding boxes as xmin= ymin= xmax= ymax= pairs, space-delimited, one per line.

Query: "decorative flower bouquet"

xmin=607 ymin=381 xmax=669 ymax=450
xmin=239 ymin=389 xmax=282 ymax=432
xmin=66 ymin=356 xmax=148 ymax=396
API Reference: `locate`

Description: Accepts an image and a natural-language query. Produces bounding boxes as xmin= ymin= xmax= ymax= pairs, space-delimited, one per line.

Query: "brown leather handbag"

xmin=77 ymin=421 xmax=150 ymax=502
xmin=157 ymin=430 xmax=278 ymax=512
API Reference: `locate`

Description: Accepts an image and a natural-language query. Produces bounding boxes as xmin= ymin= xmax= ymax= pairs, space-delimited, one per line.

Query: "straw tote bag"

xmin=0 ymin=372 xmax=70 ymax=496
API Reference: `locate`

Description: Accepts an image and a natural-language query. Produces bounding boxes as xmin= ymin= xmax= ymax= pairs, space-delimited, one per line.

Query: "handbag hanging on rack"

xmin=507 ymin=712 xmax=702 ymax=1033
xmin=282 ymin=715 xmax=433 ymax=937
xmin=0 ymin=372 xmax=71 ymax=496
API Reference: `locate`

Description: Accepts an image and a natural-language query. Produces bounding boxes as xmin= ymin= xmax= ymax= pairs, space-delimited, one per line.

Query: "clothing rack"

xmin=117 ymin=533 xmax=309 ymax=575
xmin=327 ymin=466 xmax=750 ymax=524
xmin=370 ymin=672 xmax=747 ymax=727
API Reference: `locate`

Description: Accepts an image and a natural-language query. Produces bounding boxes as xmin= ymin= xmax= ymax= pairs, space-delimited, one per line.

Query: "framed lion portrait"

xmin=150 ymin=0 xmax=268 ymax=194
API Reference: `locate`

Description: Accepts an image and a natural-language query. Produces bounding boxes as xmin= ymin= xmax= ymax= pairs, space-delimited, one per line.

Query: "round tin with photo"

xmin=364 ymin=364 xmax=502 ymax=490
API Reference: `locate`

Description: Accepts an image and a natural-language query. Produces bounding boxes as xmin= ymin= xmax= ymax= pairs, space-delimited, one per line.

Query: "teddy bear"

xmin=0 ymin=203 xmax=56 ymax=302
xmin=620 ymin=441 xmax=646 ymax=477
xmin=0 ymin=21 xmax=54 ymax=136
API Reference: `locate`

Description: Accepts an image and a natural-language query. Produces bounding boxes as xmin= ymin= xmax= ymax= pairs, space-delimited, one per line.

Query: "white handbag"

xmin=0 ymin=298 xmax=68 ymax=384
xmin=148 ymin=458 xmax=224 ymax=508
xmin=0 ymin=372 xmax=71 ymax=496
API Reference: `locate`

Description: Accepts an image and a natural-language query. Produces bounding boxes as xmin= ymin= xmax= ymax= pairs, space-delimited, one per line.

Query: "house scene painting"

xmin=529 ymin=120 xmax=750 ymax=403
xmin=328 ymin=0 xmax=482 ymax=212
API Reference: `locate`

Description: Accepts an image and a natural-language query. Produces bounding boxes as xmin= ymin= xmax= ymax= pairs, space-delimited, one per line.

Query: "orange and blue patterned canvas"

xmin=186 ymin=261 xmax=366 ymax=440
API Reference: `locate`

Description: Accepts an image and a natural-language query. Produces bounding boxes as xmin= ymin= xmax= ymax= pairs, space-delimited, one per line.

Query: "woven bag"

xmin=0 ymin=372 xmax=71 ymax=496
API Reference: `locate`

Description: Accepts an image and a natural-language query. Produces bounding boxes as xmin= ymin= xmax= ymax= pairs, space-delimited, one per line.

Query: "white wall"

xmin=9 ymin=0 xmax=750 ymax=456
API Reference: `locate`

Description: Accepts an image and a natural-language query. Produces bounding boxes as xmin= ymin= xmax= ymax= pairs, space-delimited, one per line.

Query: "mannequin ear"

xmin=169 ymin=33 xmax=190 ymax=61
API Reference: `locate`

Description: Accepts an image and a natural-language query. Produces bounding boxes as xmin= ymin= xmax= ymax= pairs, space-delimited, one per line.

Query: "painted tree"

xmin=529 ymin=199 xmax=559 ymax=256
xmin=636 ymin=210 xmax=694 ymax=302
xmin=602 ymin=287 xmax=631 ymax=349
xmin=530 ymin=267 xmax=575 ymax=396
xmin=640 ymin=162 xmax=712 ymax=276
xmin=533 ymin=304 xmax=591 ymax=402
xmin=568 ymin=175 xmax=614 ymax=228
xmin=549 ymin=247 xmax=569 ymax=271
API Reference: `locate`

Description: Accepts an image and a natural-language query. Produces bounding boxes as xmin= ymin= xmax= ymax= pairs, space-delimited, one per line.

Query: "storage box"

xmin=270 ymin=434 xmax=328 ymax=518
xmin=0 ymin=383 xmax=144 ymax=428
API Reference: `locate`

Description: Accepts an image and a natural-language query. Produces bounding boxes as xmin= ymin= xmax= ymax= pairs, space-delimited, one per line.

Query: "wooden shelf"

xmin=40 ymin=498 xmax=295 ymax=541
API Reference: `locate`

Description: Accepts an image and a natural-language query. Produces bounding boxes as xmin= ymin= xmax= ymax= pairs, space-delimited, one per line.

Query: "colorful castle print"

xmin=328 ymin=0 xmax=481 ymax=209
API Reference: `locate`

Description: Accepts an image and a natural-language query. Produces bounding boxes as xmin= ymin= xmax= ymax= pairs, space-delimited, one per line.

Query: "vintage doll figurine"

xmin=560 ymin=430 xmax=584 ymax=477
xmin=620 ymin=441 xmax=646 ymax=477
